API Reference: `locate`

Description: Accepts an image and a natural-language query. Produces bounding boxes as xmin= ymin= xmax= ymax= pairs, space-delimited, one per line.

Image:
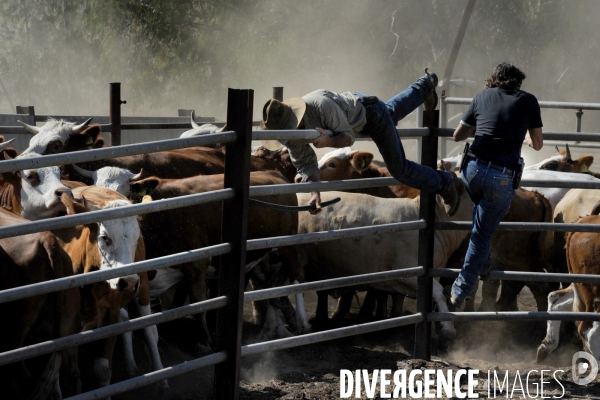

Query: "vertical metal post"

xmin=415 ymin=104 xmax=423 ymax=163
xmin=414 ymin=109 xmax=439 ymax=360
xmin=109 ymin=82 xmax=123 ymax=146
xmin=576 ymin=109 xmax=583 ymax=133
xmin=273 ymin=87 xmax=284 ymax=101
xmin=214 ymin=88 xmax=253 ymax=400
xmin=439 ymin=91 xmax=448 ymax=158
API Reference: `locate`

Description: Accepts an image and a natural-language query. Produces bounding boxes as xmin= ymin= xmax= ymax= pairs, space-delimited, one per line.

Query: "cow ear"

xmin=350 ymin=152 xmax=373 ymax=171
xmin=580 ymin=156 xmax=594 ymax=171
xmin=81 ymin=124 xmax=101 ymax=139
xmin=130 ymin=178 xmax=160 ymax=197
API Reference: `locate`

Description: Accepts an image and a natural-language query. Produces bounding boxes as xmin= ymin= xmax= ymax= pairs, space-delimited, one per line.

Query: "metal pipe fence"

xmin=3 ymin=86 xmax=600 ymax=399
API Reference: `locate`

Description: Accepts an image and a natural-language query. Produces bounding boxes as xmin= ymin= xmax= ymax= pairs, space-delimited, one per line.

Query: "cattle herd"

xmin=2 ymin=117 xmax=600 ymax=398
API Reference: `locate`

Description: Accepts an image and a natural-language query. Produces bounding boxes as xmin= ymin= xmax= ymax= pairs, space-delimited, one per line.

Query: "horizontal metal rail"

xmin=444 ymin=97 xmax=600 ymax=111
xmin=0 ymin=243 xmax=230 ymax=305
xmin=431 ymin=267 xmax=600 ymax=285
xmin=249 ymin=178 xmax=401 ymax=196
xmin=246 ymin=221 xmax=426 ymax=252
xmin=520 ymin=178 xmax=600 ymax=189
xmin=241 ymin=313 xmax=424 ymax=357
xmin=435 ymin=220 xmax=600 ymax=233
xmin=0 ymin=189 xmax=234 ymax=239
xmin=65 ymin=351 xmax=227 ymax=400
xmin=0 ymin=296 xmax=228 ymax=366
xmin=428 ymin=311 xmax=600 ymax=322
xmin=244 ymin=267 xmax=425 ymax=303
xmin=253 ymin=127 xmax=432 ymax=140
xmin=0 ymin=132 xmax=237 ymax=173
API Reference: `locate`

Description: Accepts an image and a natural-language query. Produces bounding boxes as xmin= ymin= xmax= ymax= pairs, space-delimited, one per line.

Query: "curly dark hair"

xmin=485 ymin=62 xmax=526 ymax=90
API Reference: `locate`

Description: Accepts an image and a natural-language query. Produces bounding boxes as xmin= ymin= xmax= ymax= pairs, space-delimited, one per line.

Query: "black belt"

xmin=467 ymin=154 xmax=514 ymax=177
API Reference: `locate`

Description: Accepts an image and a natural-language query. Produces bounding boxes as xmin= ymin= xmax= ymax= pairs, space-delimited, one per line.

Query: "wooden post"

xmin=213 ymin=89 xmax=253 ymax=400
xmin=414 ymin=109 xmax=439 ymax=360
xmin=109 ymin=82 xmax=124 ymax=146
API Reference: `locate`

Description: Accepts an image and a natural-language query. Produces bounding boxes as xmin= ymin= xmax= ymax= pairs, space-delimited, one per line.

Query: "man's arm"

xmin=453 ymin=122 xmax=475 ymax=142
xmin=305 ymin=172 xmax=322 ymax=215
xmin=313 ymin=128 xmax=352 ymax=148
xmin=525 ymin=127 xmax=543 ymax=151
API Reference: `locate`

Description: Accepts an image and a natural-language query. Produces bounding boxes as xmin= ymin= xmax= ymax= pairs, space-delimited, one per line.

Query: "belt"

xmin=467 ymin=154 xmax=514 ymax=177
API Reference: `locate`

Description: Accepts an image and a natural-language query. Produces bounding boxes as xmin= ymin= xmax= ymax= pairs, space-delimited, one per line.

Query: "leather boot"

xmin=439 ymin=171 xmax=462 ymax=217
xmin=421 ymin=68 xmax=439 ymax=112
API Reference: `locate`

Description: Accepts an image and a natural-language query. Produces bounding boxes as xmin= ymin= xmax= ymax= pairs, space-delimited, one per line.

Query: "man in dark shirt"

xmin=446 ymin=62 xmax=544 ymax=309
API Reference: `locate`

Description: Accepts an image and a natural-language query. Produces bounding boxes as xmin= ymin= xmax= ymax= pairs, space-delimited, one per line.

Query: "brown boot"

xmin=440 ymin=172 xmax=462 ymax=216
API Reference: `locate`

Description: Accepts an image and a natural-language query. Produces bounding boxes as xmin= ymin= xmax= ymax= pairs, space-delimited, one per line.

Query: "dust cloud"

xmin=0 ymin=0 xmax=599 ymax=133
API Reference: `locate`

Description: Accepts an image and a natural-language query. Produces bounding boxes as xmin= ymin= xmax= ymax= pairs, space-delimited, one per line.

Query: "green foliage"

xmin=0 ymin=0 xmax=598 ymax=129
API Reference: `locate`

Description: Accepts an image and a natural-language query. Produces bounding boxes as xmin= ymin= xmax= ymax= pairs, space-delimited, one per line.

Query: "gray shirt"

xmin=280 ymin=89 xmax=367 ymax=181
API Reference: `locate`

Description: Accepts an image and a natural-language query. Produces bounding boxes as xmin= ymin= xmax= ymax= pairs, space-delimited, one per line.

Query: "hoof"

xmin=536 ymin=344 xmax=550 ymax=363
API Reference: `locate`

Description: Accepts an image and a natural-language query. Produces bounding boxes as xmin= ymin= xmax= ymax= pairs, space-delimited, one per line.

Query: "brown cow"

xmin=537 ymin=213 xmax=600 ymax=363
xmin=128 ymin=170 xmax=309 ymax=346
xmin=63 ymin=186 xmax=167 ymax=390
xmin=0 ymin=207 xmax=81 ymax=399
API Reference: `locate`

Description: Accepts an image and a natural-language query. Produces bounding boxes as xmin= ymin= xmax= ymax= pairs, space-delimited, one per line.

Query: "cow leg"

xmin=432 ymin=279 xmax=456 ymax=343
xmin=315 ymin=290 xmax=330 ymax=321
xmin=119 ymin=308 xmax=139 ymax=377
xmin=181 ymin=261 xmax=211 ymax=352
xmin=357 ymin=290 xmax=376 ymax=320
xmin=272 ymin=296 xmax=298 ymax=332
xmin=390 ymin=294 xmax=405 ymax=318
xmin=135 ymin=301 xmax=169 ymax=390
xmin=332 ymin=290 xmax=355 ymax=319
xmin=375 ymin=291 xmax=389 ymax=319
xmin=537 ymin=285 xmax=574 ymax=363
xmin=260 ymin=302 xmax=293 ymax=339
xmin=496 ymin=280 xmax=525 ymax=311
xmin=479 ymin=279 xmax=501 ymax=311
xmin=291 ymin=280 xmax=311 ymax=334
xmin=527 ymin=281 xmax=557 ymax=312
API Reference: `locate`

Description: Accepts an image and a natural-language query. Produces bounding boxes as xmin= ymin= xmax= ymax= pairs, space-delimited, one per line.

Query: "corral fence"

xmin=1 ymin=84 xmax=600 ymax=399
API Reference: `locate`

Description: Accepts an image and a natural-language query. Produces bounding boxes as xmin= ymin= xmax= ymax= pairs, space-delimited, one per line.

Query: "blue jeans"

xmin=451 ymin=159 xmax=515 ymax=302
xmin=358 ymin=79 xmax=452 ymax=194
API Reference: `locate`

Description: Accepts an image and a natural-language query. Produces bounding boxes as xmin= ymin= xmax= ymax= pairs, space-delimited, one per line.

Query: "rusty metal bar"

xmin=109 ymin=82 xmax=123 ymax=146
xmin=214 ymin=89 xmax=253 ymax=400
xmin=414 ymin=110 xmax=439 ymax=360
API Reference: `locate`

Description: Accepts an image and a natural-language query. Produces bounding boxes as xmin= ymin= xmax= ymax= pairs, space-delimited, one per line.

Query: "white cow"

xmin=296 ymin=188 xmax=473 ymax=342
xmin=521 ymin=170 xmax=600 ymax=211
xmin=71 ymin=164 xmax=143 ymax=197
xmin=0 ymin=149 xmax=73 ymax=220
xmin=180 ymin=111 xmax=226 ymax=138
xmin=19 ymin=117 xmax=97 ymax=156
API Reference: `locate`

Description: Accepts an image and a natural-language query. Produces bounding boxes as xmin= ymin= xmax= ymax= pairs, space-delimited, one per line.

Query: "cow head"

xmin=127 ymin=177 xmax=161 ymax=203
xmin=296 ymin=147 xmax=373 ymax=183
xmin=1 ymin=152 xmax=72 ymax=220
xmin=20 ymin=118 xmax=103 ymax=156
xmin=62 ymin=194 xmax=141 ymax=292
xmin=537 ymin=144 xmax=594 ymax=173
xmin=71 ymin=165 xmax=144 ymax=197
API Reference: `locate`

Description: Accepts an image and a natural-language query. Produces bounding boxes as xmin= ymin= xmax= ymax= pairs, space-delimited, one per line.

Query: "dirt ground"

xmin=108 ymin=285 xmax=600 ymax=400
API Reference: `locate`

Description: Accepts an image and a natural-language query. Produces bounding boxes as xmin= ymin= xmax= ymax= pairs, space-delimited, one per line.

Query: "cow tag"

xmin=581 ymin=165 xmax=589 ymax=172
xmin=85 ymin=137 xmax=94 ymax=146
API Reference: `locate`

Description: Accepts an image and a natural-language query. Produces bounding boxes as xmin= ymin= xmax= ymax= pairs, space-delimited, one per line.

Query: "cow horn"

xmin=70 ymin=118 xmax=93 ymax=135
xmin=565 ymin=143 xmax=572 ymax=161
xmin=0 ymin=138 xmax=16 ymax=151
xmin=71 ymin=164 xmax=95 ymax=178
xmin=217 ymin=123 xmax=228 ymax=133
xmin=190 ymin=111 xmax=201 ymax=129
xmin=555 ymin=145 xmax=560 ymax=154
xmin=130 ymin=168 xmax=144 ymax=182
xmin=3 ymin=150 xmax=14 ymax=160
xmin=18 ymin=120 xmax=40 ymax=134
